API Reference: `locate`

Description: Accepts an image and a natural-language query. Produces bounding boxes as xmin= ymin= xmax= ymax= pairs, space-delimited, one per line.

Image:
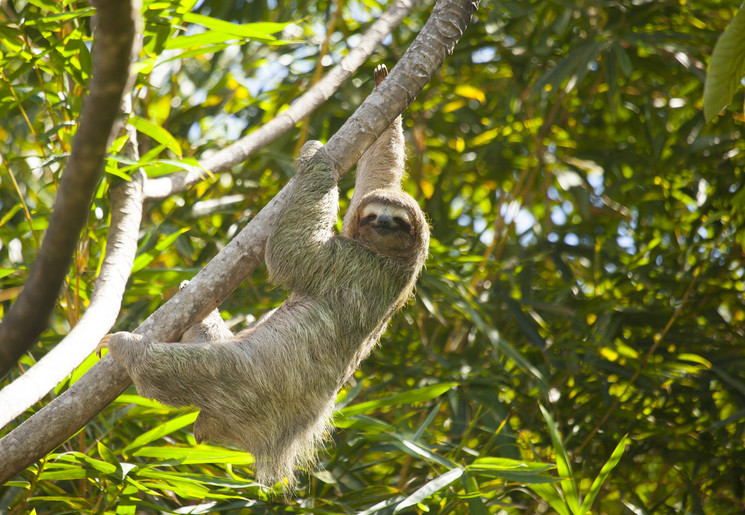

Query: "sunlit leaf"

xmin=393 ymin=468 xmax=463 ymax=513
xmin=704 ymin=6 xmax=745 ymax=121
xmin=125 ymin=411 xmax=199 ymax=451
xmin=540 ymin=404 xmax=579 ymax=512
xmin=579 ymin=434 xmax=628 ymax=513
xmin=340 ymin=382 xmax=457 ymax=416
xmin=133 ymin=446 xmax=255 ymax=466
xmin=129 ymin=116 xmax=182 ymax=157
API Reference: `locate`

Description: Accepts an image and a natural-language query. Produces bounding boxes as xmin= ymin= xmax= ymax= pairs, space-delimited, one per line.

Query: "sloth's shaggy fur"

xmin=104 ymin=124 xmax=429 ymax=489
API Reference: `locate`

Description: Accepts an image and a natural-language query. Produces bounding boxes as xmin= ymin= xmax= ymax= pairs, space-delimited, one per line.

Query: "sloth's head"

xmin=349 ymin=189 xmax=429 ymax=263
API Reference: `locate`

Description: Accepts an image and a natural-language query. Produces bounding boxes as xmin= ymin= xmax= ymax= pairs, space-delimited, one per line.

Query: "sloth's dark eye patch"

xmin=393 ymin=217 xmax=411 ymax=231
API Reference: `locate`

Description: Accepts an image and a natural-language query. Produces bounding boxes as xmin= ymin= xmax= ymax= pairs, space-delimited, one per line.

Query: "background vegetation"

xmin=1 ymin=0 xmax=744 ymax=513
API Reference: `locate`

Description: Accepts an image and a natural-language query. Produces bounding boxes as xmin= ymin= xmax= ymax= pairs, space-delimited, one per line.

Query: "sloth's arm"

xmin=265 ymin=142 xmax=343 ymax=293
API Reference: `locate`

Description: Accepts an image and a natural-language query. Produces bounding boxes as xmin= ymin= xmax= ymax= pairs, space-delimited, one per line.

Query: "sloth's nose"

xmin=373 ymin=214 xmax=395 ymax=229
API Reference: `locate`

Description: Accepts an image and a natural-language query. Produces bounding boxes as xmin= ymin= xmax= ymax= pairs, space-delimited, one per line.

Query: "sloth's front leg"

xmin=95 ymin=333 xmax=111 ymax=358
xmin=96 ymin=331 xmax=149 ymax=361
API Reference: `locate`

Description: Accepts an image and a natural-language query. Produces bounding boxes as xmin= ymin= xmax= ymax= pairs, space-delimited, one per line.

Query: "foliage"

xmin=2 ymin=0 xmax=745 ymax=513
xmin=704 ymin=3 xmax=745 ymax=121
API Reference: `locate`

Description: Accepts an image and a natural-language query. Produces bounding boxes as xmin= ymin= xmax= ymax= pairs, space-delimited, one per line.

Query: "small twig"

xmin=295 ymin=0 xmax=346 ymax=152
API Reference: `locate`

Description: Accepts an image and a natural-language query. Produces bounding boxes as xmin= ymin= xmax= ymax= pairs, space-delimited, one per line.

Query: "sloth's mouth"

xmin=372 ymin=224 xmax=397 ymax=233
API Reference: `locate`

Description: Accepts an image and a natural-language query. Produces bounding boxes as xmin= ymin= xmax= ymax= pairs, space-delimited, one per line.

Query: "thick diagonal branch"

xmin=0 ymin=0 xmax=140 ymax=377
xmin=0 ymin=0 xmax=479 ymax=485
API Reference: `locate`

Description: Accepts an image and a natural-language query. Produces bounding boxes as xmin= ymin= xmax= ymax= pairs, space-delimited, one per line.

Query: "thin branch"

xmin=0 ymin=0 xmax=140 ymax=377
xmin=143 ymin=0 xmax=420 ymax=200
xmin=0 ymin=0 xmax=479 ymax=485
xmin=294 ymin=0 xmax=345 ymax=152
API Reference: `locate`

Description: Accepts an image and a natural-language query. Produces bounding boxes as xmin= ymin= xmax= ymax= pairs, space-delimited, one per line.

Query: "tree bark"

xmin=0 ymin=0 xmax=479 ymax=485
xmin=0 ymin=0 xmax=140 ymax=377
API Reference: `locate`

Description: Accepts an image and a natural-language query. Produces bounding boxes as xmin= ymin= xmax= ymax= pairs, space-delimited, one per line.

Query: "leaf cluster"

xmin=2 ymin=0 xmax=745 ymax=513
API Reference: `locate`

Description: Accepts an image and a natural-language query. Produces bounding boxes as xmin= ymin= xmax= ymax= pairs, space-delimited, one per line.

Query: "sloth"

xmin=98 ymin=66 xmax=429 ymax=489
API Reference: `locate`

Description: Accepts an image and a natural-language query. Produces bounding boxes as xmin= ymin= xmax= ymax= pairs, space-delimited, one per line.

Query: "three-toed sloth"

xmin=100 ymin=66 xmax=429 ymax=489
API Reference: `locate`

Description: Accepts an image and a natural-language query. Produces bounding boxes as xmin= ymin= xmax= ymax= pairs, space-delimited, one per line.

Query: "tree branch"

xmin=0 ymin=0 xmax=478 ymax=485
xmin=144 ymin=0 xmax=420 ymax=200
xmin=0 ymin=0 xmax=140 ymax=377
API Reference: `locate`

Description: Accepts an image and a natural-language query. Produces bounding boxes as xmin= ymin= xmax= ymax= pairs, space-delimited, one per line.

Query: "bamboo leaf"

xmin=129 ymin=116 xmax=182 ymax=157
xmin=579 ymin=434 xmax=628 ymax=513
xmin=125 ymin=411 xmax=199 ymax=451
xmin=540 ymin=404 xmax=579 ymax=512
xmin=340 ymin=382 xmax=457 ymax=416
xmin=393 ymin=468 xmax=464 ymax=513
xmin=527 ymin=483 xmax=572 ymax=515
xmin=704 ymin=6 xmax=745 ymax=121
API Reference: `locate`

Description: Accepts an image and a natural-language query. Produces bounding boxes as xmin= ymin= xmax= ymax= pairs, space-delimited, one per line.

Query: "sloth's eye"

xmin=393 ymin=217 xmax=411 ymax=230
xmin=362 ymin=214 xmax=377 ymax=224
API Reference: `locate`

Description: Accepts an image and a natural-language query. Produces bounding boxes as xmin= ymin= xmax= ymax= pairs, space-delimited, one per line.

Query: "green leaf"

xmin=497 ymin=291 xmax=548 ymax=349
xmin=26 ymin=0 xmax=62 ymax=12
xmin=132 ymin=227 xmax=190 ymax=273
xmin=469 ymin=457 xmax=557 ymax=483
xmin=339 ymin=382 xmax=457 ymax=416
xmin=393 ymin=467 xmax=464 ymax=513
xmin=531 ymin=41 xmax=605 ymax=96
xmin=483 ymin=326 xmax=547 ymax=388
xmin=125 ymin=411 xmax=199 ymax=451
xmin=113 ymin=393 xmax=170 ymax=408
xmin=461 ymin=473 xmax=489 ymax=515
xmin=168 ymin=42 xmax=233 ymax=62
xmin=0 ymin=204 xmax=23 ymax=228
xmin=333 ymin=413 xmax=395 ymax=432
xmin=527 ymin=483 xmax=572 ymax=515
xmin=612 ymin=41 xmax=633 ymax=77
xmin=132 ymin=469 xmax=255 ymax=498
xmin=540 ymin=404 xmax=579 ymax=513
xmin=28 ymin=8 xmax=95 ymax=25
xmin=38 ymin=468 xmax=89 ymax=481
xmin=181 ymin=13 xmax=284 ymax=41
xmin=579 ymin=434 xmax=628 ymax=513
xmin=389 ymin=437 xmax=460 ymax=469
xmin=129 ymin=116 xmax=182 ymax=157
xmin=133 ymin=446 xmax=254 ymax=465
xmin=143 ymin=158 xmax=206 ymax=178
xmin=40 ymin=452 xmax=118 ymax=480
xmin=97 ymin=441 xmax=124 ymax=475
xmin=165 ymin=31 xmax=243 ymax=50
xmin=703 ymin=6 xmax=745 ymax=121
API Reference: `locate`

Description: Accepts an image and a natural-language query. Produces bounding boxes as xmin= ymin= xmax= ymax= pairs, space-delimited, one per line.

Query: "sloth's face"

xmin=359 ymin=203 xmax=412 ymax=234
xmin=353 ymin=199 xmax=418 ymax=259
